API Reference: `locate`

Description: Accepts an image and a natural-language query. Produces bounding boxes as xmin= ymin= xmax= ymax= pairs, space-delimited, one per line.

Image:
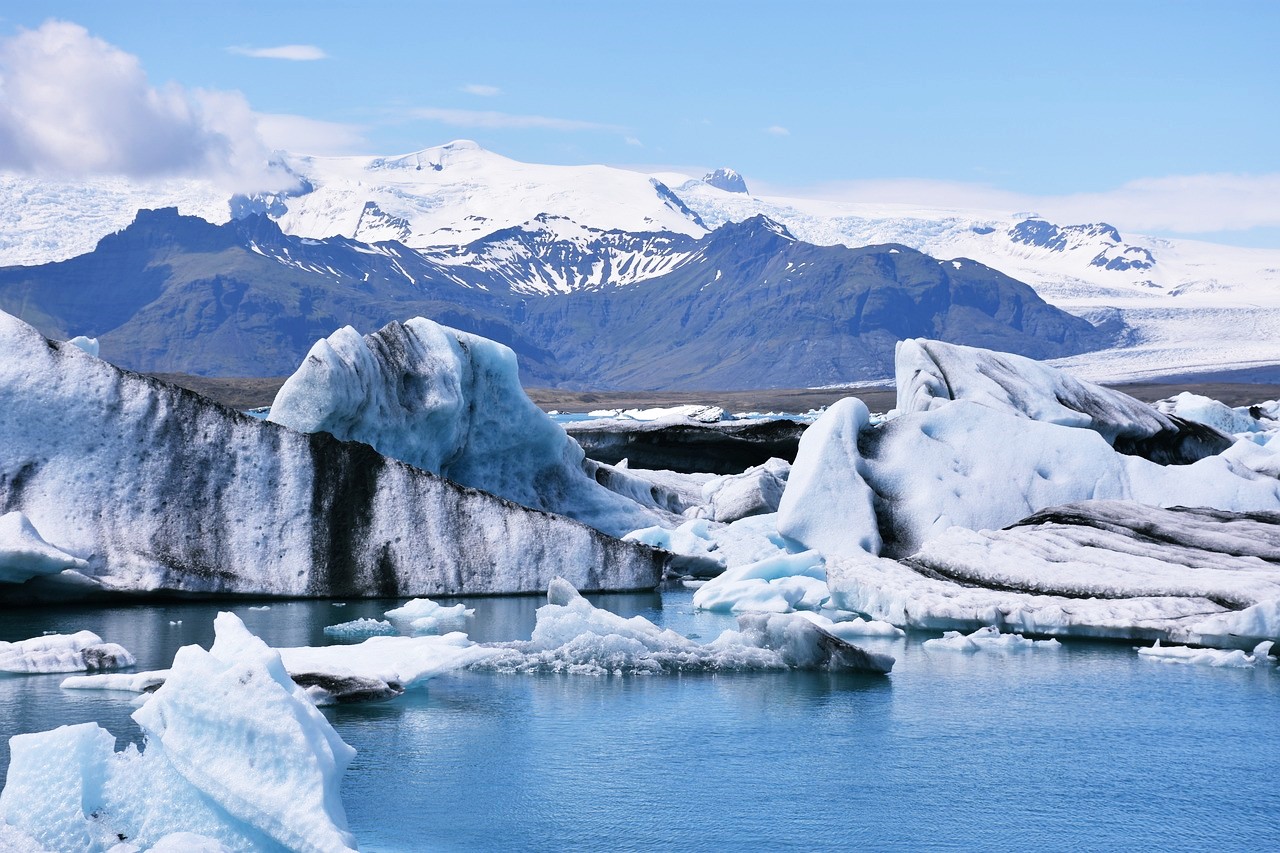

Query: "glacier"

xmin=0 ymin=309 xmax=665 ymax=602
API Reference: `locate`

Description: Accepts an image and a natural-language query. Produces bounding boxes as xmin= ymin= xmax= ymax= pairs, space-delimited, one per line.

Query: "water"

xmin=3 ymin=592 xmax=1279 ymax=851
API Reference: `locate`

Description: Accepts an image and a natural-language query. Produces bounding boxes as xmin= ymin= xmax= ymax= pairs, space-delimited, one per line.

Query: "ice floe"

xmin=473 ymin=578 xmax=893 ymax=675
xmin=1 ymin=613 xmax=358 ymax=851
xmin=1137 ymin=640 xmax=1275 ymax=668
xmin=384 ymin=597 xmax=473 ymax=636
xmin=922 ymin=626 xmax=1062 ymax=653
xmin=0 ymin=631 xmax=134 ymax=674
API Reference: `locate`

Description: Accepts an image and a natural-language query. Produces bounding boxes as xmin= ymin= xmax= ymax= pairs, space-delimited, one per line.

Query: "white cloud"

xmin=460 ymin=83 xmax=500 ymax=97
xmin=765 ymin=125 xmax=790 ymax=136
xmin=228 ymin=44 xmax=327 ymax=61
xmin=255 ymin=114 xmax=367 ymax=155
xmin=756 ymin=174 xmax=1280 ymax=237
xmin=0 ymin=20 xmax=290 ymax=190
xmin=409 ymin=107 xmax=627 ymax=133
xmin=624 ymin=136 xmax=643 ymax=147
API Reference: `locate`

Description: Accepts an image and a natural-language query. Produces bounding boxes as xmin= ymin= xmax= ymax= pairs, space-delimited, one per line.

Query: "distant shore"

xmin=150 ymin=372 xmax=1280 ymax=413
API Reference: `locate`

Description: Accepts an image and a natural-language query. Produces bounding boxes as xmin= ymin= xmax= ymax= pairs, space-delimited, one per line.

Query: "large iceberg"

xmin=0 ymin=310 xmax=664 ymax=601
xmin=1 ymin=614 xmax=358 ymax=852
xmin=896 ymin=338 xmax=1233 ymax=464
xmin=267 ymin=318 xmax=662 ymax=537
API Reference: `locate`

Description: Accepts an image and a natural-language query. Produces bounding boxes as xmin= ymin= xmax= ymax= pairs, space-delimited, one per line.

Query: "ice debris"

xmin=1137 ymin=640 xmax=1275 ymax=668
xmin=472 ymin=577 xmax=893 ymax=675
xmin=922 ymin=626 xmax=1062 ymax=653
xmin=0 ymin=630 xmax=134 ymax=674
xmin=2 ymin=613 xmax=358 ymax=852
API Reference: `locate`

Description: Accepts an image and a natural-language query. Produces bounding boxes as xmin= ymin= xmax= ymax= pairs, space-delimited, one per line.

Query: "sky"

xmin=1 ymin=1 xmax=1278 ymax=246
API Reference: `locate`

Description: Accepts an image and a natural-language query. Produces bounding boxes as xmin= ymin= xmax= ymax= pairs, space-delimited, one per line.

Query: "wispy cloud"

xmin=460 ymin=83 xmax=500 ymax=97
xmin=228 ymin=44 xmax=327 ymax=61
xmin=255 ymin=114 xmax=366 ymax=155
xmin=409 ymin=107 xmax=626 ymax=133
xmin=765 ymin=125 xmax=790 ymax=137
xmin=757 ymin=174 xmax=1280 ymax=237
xmin=624 ymin=136 xmax=643 ymax=147
xmin=0 ymin=21 xmax=290 ymax=189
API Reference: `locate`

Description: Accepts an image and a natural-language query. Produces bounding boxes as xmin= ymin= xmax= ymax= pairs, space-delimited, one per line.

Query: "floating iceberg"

xmin=472 ymin=578 xmax=893 ymax=675
xmin=0 ymin=630 xmax=134 ymax=674
xmin=1 ymin=613 xmax=358 ymax=852
xmin=384 ymin=597 xmax=473 ymax=636
xmin=0 ymin=309 xmax=664 ymax=601
xmin=691 ymin=550 xmax=829 ymax=613
xmin=267 ymin=317 xmax=661 ymax=537
xmin=322 ymin=617 xmax=397 ymax=640
xmin=922 ymin=626 xmax=1062 ymax=653
xmin=1137 ymin=640 xmax=1275 ymax=668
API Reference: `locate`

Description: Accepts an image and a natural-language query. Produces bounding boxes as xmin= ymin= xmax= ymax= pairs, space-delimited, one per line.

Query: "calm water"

xmin=2 ymin=591 xmax=1279 ymax=852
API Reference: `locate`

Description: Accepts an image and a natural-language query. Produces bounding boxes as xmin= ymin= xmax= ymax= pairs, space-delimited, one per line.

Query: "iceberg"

xmin=0 ymin=309 xmax=665 ymax=601
xmin=896 ymin=338 xmax=1233 ymax=464
xmin=1137 ymin=640 xmax=1275 ymax=668
xmin=922 ymin=626 xmax=1062 ymax=653
xmin=1 ymin=614 xmax=358 ymax=852
xmin=691 ymin=550 xmax=829 ymax=613
xmin=472 ymin=578 xmax=893 ymax=675
xmin=699 ymin=457 xmax=790 ymax=523
xmin=0 ymin=630 xmax=134 ymax=674
xmin=267 ymin=317 xmax=662 ymax=537
xmin=384 ymin=597 xmax=473 ymax=636
xmin=322 ymin=617 xmax=397 ymax=640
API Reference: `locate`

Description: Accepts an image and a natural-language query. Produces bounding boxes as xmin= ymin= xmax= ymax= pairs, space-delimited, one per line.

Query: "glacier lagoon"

xmin=2 ymin=589 xmax=1277 ymax=852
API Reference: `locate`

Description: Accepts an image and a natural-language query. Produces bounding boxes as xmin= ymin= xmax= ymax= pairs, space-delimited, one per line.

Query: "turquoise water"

xmin=2 ymin=591 xmax=1279 ymax=851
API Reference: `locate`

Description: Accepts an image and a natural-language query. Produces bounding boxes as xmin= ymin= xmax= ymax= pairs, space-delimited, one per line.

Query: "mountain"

xmin=2 ymin=139 xmax=1278 ymax=382
xmin=0 ymin=209 xmax=1114 ymax=388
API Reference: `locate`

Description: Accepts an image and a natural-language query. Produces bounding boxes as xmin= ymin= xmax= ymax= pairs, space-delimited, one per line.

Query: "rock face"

xmin=0 ymin=310 xmax=664 ymax=602
xmin=896 ymin=338 xmax=1233 ymax=464
xmin=267 ymin=317 xmax=663 ymax=537
xmin=701 ymin=168 xmax=749 ymax=194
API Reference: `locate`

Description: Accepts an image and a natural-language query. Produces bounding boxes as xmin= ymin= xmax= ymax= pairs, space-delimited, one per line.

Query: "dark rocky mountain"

xmin=0 ymin=209 xmax=1119 ymax=389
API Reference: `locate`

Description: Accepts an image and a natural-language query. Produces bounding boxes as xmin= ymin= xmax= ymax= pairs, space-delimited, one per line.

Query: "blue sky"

xmin=2 ymin=1 xmax=1278 ymax=245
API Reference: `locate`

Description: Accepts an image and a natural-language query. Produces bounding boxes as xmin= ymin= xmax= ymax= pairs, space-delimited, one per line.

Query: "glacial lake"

xmin=3 ymin=589 xmax=1279 ymax=852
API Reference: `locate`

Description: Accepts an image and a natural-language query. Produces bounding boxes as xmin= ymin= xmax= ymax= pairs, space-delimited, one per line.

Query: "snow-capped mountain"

xmin=2 ymin=139 xmax=1279 ymax=383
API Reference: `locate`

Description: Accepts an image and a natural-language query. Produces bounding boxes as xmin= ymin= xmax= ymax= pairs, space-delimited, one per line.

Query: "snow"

xmin=0 ymin=510 xmax=90 ymax=585
xmin=1137 ymin=640 xmax=1274 ymax=668
xmin=0 ymin=309 xmax=664 ymax=601
xmin=267 ymin=317 xmax=661 ymax=538
xmin=0 ymin=631 xmax=134 ymax=674
xmin=922 ymin=626 xmax=1062 ymax=653
xmin=0 ymin=613 xmax=358 ymax=852
xmin=473 ymin=578 xmax=893 ymax=675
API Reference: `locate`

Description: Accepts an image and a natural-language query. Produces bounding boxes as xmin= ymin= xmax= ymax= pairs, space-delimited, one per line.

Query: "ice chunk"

xmin=692 ymin=551 xmax=828 ymax=613
xmin=775 ymin=398 xmax=881 ymax=557
xmin=1189 ymin=599 xmax=1280 ymax=647
xmin=1155 ymin=392 xmax=1268 ymax=436
xmin=66 ymin=335 xmax=99 ymax=357
xmin=267 ymin=317 xmax=660 ymax=537
xmin=0 ymin=510 xmax=90 ymax=584
xmin=384 ymin=597 xmax=473 ymax=636
xmin=922 ymin=625 xmax=1062 ymax=653
xmin=701 ymin=458 xmax=789 ymax=523
xmin=0 ymin=630 xmax=134 ymax=673
xmin=474 ymin=578 xmax=892 ymax=674
xmin=1 ymin=613 xmax=358 ymax=851
xmin=1137 ymin=640 xmax=1274 ymax=668
xmin=322 ymin=618 xmax=397 ymax=640
xmin=279 ymin=633 xmax=495 ymax=690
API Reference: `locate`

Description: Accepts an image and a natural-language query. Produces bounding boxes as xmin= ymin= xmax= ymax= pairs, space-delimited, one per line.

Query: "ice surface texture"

xmin=267 ymin=317 xmax=661 ymax=537
xmin=1 ymin=613 xmax=358 ymax=852
xmin=0 ymin=310 xmax=664 ymax=601
xmin=0 ymin=630 xmax=134 ymax=674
